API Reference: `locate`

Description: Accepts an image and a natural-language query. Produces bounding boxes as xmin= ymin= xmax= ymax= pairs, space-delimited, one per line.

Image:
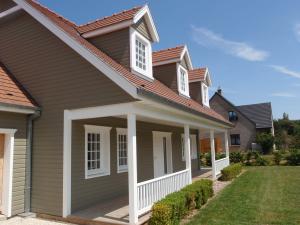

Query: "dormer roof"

xmin=188 ymin=68 xmax=212 ymax=86
xmin=77 ymin=5 xmax=159 ymax=42
xmin=153 ymin=45 xmax=193 ymax=70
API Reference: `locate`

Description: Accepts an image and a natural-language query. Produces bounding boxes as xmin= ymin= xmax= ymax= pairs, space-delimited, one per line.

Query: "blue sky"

xmin=39 ymin=0 xmax=300 ymax=119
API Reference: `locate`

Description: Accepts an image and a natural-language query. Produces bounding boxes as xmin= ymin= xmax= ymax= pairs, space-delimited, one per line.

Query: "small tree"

xmin=256 ymin=133 xmax=275 ymax=154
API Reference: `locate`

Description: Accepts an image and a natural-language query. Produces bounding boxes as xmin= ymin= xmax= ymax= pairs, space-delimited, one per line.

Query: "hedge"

xmin=220 ymin=163 xmax=242 ymax=181
xmin=149 ymin=179 xmax=213 ymax=225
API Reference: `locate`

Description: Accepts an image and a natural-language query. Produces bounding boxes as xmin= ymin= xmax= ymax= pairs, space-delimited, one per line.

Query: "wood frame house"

xmin=0 ymin=1 xmax=232 ymax=224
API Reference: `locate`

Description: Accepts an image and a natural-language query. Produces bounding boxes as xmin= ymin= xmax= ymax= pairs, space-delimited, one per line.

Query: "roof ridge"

xmin=237 ymin=102 xmax=271 ymax=107
xmin=77 ymin=5 xmax=143 ymax=28
xmin=153 ymin=45 xmax=185 ymax=53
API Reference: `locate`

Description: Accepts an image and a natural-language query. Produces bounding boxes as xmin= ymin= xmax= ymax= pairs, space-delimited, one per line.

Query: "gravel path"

xmin=0 ymin=217 xmax=73 ymax=225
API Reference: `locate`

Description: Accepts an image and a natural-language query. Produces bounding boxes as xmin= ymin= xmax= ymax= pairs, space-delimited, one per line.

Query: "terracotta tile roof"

xmin=25 ymin=0 xmax=231 ymax=126
xmin=152 ymin=46 xmax=185 ymax=64
xmin=189 ymin=68 xmax=207 ymax=82
xmin=0 ymin=63 xmax=36 ymax=108
xmin=77 ymin=6 xmax=143 ymax=34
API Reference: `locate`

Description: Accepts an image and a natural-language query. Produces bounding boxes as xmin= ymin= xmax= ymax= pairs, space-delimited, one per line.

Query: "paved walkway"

xmin=0 ymin=217 xmax=73 ymax=225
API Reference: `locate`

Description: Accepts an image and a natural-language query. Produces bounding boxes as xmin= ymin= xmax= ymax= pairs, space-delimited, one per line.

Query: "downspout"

xmin=24 ymin=110 xmax=41 ymax=213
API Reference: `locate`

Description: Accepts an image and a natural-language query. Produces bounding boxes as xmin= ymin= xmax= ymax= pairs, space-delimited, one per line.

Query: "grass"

xmin=187 ymin=166 xmax=300 ymax=225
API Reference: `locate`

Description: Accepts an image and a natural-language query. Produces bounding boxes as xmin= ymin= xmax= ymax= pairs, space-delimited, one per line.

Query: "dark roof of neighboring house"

xmin=0 ymin=63 xmax=37 ymax=109
xmin=22 ymin=0 xmax=231 ymax=126
xmin=237 ymin=103 xmax=273 ymax=129
xmin=152 ymin=46 xmax=185 ymax=64
xmin=188 ymin=68 xmax=207 ymax=82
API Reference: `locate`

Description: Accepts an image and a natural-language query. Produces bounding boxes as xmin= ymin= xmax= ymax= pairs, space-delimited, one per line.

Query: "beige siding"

xmin=0 ymin=111 xmax=27 ymax=216
xmin=0 ymin=0 xmax=16 ymax=13
xmin=0 ymin=12 xmax=134 ymax=216
xmin=71 ymin=117 xmax=198 ymax=212
xmin=89 ymin=28 xmax=130 ymax=69
xmin=133 ymin=17 xmax=152 ymax=41
xmin=153 ymin=63 xmax=178 ymax=93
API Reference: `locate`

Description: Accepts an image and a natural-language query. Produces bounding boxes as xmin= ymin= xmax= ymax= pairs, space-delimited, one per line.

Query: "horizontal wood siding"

xmin=89 ymin=28 xmax=130 ymax=69
xmin=189 ymin=81 xmax=203 ymax=105
xmin=0 ymin=111 xmax=27 ymax=216
xmin=71 ymin=117 xmax=199 ymax=212
xmin=153 ymin=63 xmax=178 ymax=93
xmin=0 ymin=0 xmax=16 ymax=13
xmin=0 ymin=12 xmax=134 ymax=216
xmin=133 ymin=17 xmax=152 ymax=41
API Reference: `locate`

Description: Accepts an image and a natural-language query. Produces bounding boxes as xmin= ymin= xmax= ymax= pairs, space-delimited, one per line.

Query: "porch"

xmin=63 ymin=102 xmax=230 ymax=225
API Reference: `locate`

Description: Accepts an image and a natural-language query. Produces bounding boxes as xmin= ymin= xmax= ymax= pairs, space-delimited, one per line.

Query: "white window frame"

xmin=84 ymin=125 xmax=111 ymax=179
xmin=116 ymin=128 xmax=128 ymax=173
xmin=177 ymin=64 xmax=190 ymax=97
xmin=181 ymin=134 xmax=197 ymax=161
xmin=202 ymin=82 xmax=210 ymax=107
xmin=130 ymin=28 xmax=153 ymax=80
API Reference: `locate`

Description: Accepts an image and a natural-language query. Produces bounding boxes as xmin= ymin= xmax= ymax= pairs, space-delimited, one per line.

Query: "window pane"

xmin=135 ymin=38 xmax=147 ymax=71
xmin=86 ymin=132 xmax=101 ymax=173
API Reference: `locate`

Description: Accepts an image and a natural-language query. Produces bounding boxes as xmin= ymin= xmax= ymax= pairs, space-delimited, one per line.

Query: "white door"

xmin=153 ymin=132 xmax=172 ymax=178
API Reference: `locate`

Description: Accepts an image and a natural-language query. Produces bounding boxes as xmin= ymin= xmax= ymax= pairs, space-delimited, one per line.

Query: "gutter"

xmin=24 ymin=109 xmax=41 ymax=213
xmin=137 ymin=88 xmax=233 ymax=127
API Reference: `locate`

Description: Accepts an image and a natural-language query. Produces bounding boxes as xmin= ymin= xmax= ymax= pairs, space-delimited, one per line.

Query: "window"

xmin=85 ymin=125 xmax=111 ymax=179
xmin=202 ymin=83 xmax=209 ymax=107
xmin=177 ymin=65 xmax=189 ymax=97
xmin=228 ymin=111 xmax=238 ymax=122
xmin=230 ymin=134 xmax=241 ymax=146
xmin=130 ymin=28 xmax=153 ymax=79
xmin=181 ymin=134 xmax=198 ymax=161
xmin=117 ymin=128 xmax=128 ymax=173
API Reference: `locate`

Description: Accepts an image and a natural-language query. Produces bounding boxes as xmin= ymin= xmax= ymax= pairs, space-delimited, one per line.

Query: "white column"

xmin=184 ymin=125 xmax=192 ymax=184
xmin=127 ymin=113 xmax=138 ymax=225
xmin=210 ymin=129 xmax=216 ymax=180
xmin=224 ymin=130 xmax=230 ymax=159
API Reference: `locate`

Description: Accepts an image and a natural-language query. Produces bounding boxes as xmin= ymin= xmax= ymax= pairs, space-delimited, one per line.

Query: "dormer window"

xmin=177 ymin=64 xmax=189 ymax=97
xmin=130 ymin=28 xmax=153 ymax=80
xmin=202 ymin=83 xmax=209 ymax=107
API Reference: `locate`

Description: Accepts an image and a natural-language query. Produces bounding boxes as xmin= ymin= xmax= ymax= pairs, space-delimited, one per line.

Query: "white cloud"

xmin=269 ymin=65 xmax=300 ymax=79
xmin=191 ymin=26 xmax=269 ymax=61
xmin=271 ymin=92 xmax=296 ymax=98
xmin=294 ymin=23 xmax=300 ymax=41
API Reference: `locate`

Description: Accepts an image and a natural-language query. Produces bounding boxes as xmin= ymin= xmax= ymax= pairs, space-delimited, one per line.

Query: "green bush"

xmin=205 ymin=153 xmax=212 ymax=166
xmin=256 ymin=133 xmax=275 ymax=154
xmin=273 ymin=151 xmax=282 ymax=165
xmin=255 ymin=156 xmax=269 ymax=166
xmin=149 ymin=179 xmax=213 ymax=225
xmin=230 ymin=152 xmax=244 ymax=163
xmin=286 ymin=149 xmax=300 ymax=165
xmin=220 ymin=163 xmax=242 ymax=181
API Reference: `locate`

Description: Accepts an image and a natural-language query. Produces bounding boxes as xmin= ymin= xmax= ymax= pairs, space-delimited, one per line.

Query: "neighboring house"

xmin=0 ymin=1 xmax=232 ymax=224
xmin=210 ymin=89 xmax=274 ymax=151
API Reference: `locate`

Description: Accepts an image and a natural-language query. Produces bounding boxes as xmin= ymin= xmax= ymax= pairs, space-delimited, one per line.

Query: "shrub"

xmin=205 ymin=153 xmax=212 ymax=166
xmin=255 ymin=156 xmax=269 ymax=166
xmin=149 ymin=179 xmax=213 ymax=225
xmin=220 ymin=163 xmax=242 ymax=181
xmin=230 ymin=152 xmax=244 ymax=163
xmin=273 ymin=151 xmax=282 ymax=165
xmin=286 ymin=149 xmax=300 ymax=166
xmin=256 ymin=133 xmax=275 ymax=154
xmin=216 ymin=153 xmax=226 ymax=160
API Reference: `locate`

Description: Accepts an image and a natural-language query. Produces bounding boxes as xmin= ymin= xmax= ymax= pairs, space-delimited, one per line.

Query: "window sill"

xmin=132 ymin=69 xmax=154 ymax=82
xmin=85 ymin=171 xmax=110 ymax=179
xmin=179 ymin=92 xmax=190 ymax=99
xmin=230 ymin=145 xmax=241 ymax=147
xmin=117 ymin=169 xmax=128 ymax=174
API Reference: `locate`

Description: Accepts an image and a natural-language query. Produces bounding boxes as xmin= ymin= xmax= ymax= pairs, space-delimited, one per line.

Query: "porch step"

xmin=138 ymin=212 xmax=151 ymax=225
xmin=0 ymin=215 xmax=7 ymax=221
xmin=18 ymin=212 xmax=36 ymax=218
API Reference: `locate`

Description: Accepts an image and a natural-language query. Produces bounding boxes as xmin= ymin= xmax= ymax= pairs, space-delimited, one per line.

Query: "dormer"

xmin=77 ymin=5 xmax=159 ymax=81
xmin=152 ymin=46 xmax=193 ymax=98
xmin=188 ymin=68 xmax=212 ymax=107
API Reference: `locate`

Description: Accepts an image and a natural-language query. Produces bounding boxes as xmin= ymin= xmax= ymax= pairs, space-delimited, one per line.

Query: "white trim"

xmin=180 ymin=46 xmax=193 ymax=70
xmin=133 ymin=5 xmax=159 ymax=42
xmin=130 ymin=27 xmax=153 ymax=80
xmin=210 ymin=130 xmax=216 ymax=180
xmin=181 ymin=134 xmax=197 ymax=161
xmin=0 ymin=105 xmax=35 ymax=114
xmin=13 ymin=0 xmax=138 ymax=99
xmin=201 ymin=82 xmax=210 ymax=107
xmin=0 ymin=5 xmax=21 ymax=19
xmin=177 ymin=64 xmax=190 ymax=98
xmin=116 ymin=128 xmax=128 ymax=173
xmin=84 ymin=125 xmax=111 ymax=179
xmin=153 ymin=58 xmax=179 ymax=67
xmin=205 ymin=68 xmax=212 ymax=86
xmin=0 ymin=128 xmax=17 ymax=218
xmin=82 ymin=20 xmax=133 ymax=38
xmin=184 ymin=125 xmax=192 ymax=184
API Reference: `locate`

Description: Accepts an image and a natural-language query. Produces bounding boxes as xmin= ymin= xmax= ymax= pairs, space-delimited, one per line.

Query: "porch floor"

xmin=192 ymin=167 xmax=212 ymax=181
xmin=70 ymin=195 xmax=149 ymax=225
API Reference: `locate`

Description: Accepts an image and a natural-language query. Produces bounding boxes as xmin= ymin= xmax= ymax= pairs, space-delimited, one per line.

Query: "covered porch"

xmin=63 ymin=101 xmax=230 ymax=225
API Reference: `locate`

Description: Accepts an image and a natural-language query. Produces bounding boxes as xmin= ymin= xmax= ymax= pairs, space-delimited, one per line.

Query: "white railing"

xmin=215 ymin=156 xmax=230 ymax=175
xmin=137 ymin=169 xmax=190 ymax=215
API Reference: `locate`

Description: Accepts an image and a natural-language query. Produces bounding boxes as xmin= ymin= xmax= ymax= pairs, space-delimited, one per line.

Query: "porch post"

xmin=224 ymin=130 xmax=230 ymax=159
xmin=127 ymin=113 xmax=138 ymax=225
xmin=184 ymin=125 xmax=192 ymax=184
xmin=210 ymin=129 xmax=216 ymax=180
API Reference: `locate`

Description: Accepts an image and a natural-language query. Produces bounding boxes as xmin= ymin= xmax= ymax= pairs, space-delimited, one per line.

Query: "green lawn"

xmin=188 ymin=167 xmax=300 ymax=225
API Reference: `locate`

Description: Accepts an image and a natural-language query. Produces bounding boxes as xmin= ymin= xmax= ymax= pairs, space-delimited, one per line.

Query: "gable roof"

xmin=237 ymin=103 xmax=273 ymax=129
xmin=0 ymin=63 xmax=37 ymax=109
xmin=13 ymin=0 xmax=231 ymax=126
xmin=152 ymin=45 xmax=193 ymax=70
xmin=188 ymin=68 xmax=206 ymax=82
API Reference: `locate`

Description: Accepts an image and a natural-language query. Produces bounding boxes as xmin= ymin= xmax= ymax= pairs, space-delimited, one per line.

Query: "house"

xmin=0 ymin=1 xmax=232 ymax=224
xmin=210 ymin=89 xmax=274 ymax=151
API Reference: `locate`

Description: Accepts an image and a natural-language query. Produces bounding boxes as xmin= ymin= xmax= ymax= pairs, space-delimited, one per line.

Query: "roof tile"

xmin=152 ymin=46 xmax=185 ymax=64
xmin=189 ymin=68 xmax=207 ymax=82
